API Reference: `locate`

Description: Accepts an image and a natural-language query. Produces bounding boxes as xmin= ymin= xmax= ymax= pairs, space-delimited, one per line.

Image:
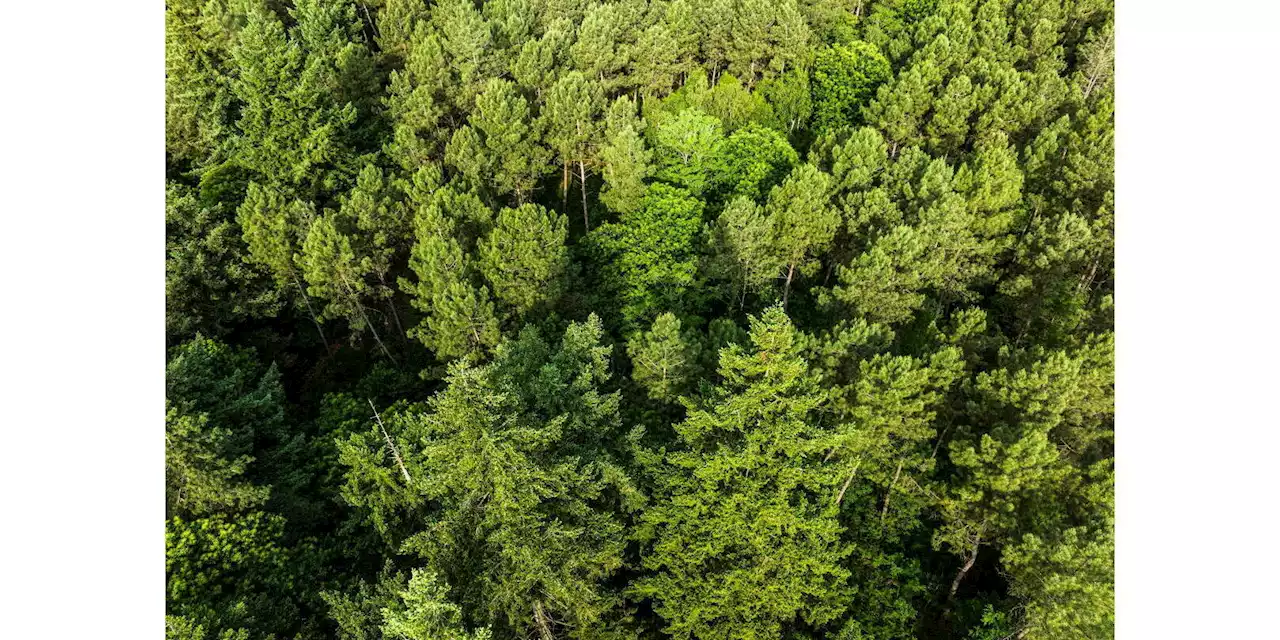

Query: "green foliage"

xmin=635 ymin=307 xmax=850 ymax=640
xmin=166 ymin=512 xmax=301 ymax=637
xmin=652 ymin=109 xmax=725 ymax=196
xmin=166 ymin=2 xmax=1116 ymax=638
xmin=478 ymin=203 xmax=570 ymax=316
xmin=589 ymin=184 xmax=706 ymax=330
xmin=812 ymin=41 xmax=893 ymax=133
xmin=627 ymin=313 xmax=701 ymax=403
xmin=381 ymin=569 xmax=493 ymax=640
xmin=1003 ymin=525 xmax=1115 ymax=640
xmin=707 ymin=124 xmax=799 ymax=202
xmin=167 ymin=182 xmax=280 ymax=340
xmin=385 ymin=316 xmax=640 ymax=638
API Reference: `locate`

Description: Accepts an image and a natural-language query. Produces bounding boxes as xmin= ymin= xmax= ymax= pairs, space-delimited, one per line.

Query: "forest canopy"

xmin=164 ymin=1 xmax=1114 ymax=639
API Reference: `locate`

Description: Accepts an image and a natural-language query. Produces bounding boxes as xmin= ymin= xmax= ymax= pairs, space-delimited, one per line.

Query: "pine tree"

xmin=598 ymin=118 xmax=654 ymax=216
xmin=765 ymin=164 xmax=839 ymax=307
xmin=230 ymin=0 xmax=356 ymax=191
xmin=477 ymin=203 xmax=569 ymax=317
xmin=627 ymin=313 xmax=701 ymax=403
xmin=446 ymin=78 xmax=549 ymax=203
xmin=299 ymin=211 xmax=397 ymax=362
xmin=705 ymin=196 xmax=786 ymax=309
xmin=541 ymin=71 xmax=606 ymax=227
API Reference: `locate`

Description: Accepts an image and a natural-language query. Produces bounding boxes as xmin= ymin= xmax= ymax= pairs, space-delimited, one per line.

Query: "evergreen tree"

xmin=477 ymin=203 xmax=570 ymax=317
xmin=635 ymin=307 xmax=850 ymax=640
xmin=627 ymin=313 xmax=701 ymax=403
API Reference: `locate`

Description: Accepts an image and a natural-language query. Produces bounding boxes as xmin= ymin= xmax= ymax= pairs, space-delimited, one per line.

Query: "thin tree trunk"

xmin=835 ymin=458 xmax=862 ymax=507
xmin=782 ymin=262 xmax=796 ymax=309
xmin=880 ymin=459 xmax=906 ymax=523
xmin=341 ymin=274 xmax=398 ymax=366
xmin=533 ymin=601 xmax=554 ymax=640
xmin=947 ymin=537 xmax=982 ymax=603
xmin=359 ymin=299 xmax=398 ymax=366
xmin=578 ymin=160 xmax=590 ymax=231
xmin=291 ymin=271 xmax=329 ymax=349
xmin=562 ymin=161 xmax=570 ymax=208
xmin=370 ymin=399 xmax=412 ymax=484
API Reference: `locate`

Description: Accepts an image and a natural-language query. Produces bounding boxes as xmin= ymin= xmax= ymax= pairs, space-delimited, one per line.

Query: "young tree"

xmin=634 ymin=307 xmax=850 ymax=640
xmin=381 ymin=569 xmax=493 ymax=640
xmin=627 ymin=312 xmax=701 ymax=403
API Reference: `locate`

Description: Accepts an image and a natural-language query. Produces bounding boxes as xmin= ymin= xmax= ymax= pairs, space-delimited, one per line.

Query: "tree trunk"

xmin=782 ymin=262 xmax=796 ymax=309
xmin=947 ymin=537 xmax=982 ymax=603
xmin=880 ymin=459 xmax=906 ymax=523
xmin=578 ymin=160 xmax=590 ymax=231
xmin=291 ymin=271 xmax=329 ymax=349
xmin=369 ymin=400 xmax=411 ymax=484
xmin=562 ymin=161 xmax=570 ymax=208
xmin=533 ymin=601 xmax=555 ymax=640
xmin=358 ymin=300 xmax=398 ymax=366
xmin=835 ymin=458 xmax=862 ymax=507
xmin=341 ymin=273 xmax=398 ymax=366
xmin=386 ymin=298 xmax=406 ymax=342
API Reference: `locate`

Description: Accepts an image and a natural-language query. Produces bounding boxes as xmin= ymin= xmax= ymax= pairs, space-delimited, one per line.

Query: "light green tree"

xmin=627 ymin=313 xmax=701 ymax=403
xmin=634 ymin=307 xmax=850 ymax=640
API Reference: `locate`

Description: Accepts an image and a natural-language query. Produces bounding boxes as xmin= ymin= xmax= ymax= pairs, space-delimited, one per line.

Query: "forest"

xmin=164 ymin=0 xmax=1114 ymax=639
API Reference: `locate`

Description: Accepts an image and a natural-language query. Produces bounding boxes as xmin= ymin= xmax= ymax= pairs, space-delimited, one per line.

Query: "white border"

xmin=1119 ymin=1 xmax=1280 ymax=637
xmin=0 ymin=0 xmax=164 ymax=637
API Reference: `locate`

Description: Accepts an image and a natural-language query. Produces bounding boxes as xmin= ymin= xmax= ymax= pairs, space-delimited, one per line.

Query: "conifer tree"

xmin=627 ymin=313 xmax=701 ymax=403
xmin=300 ymin=211 xmax=397 ymax=363
xmin=598 ymin=118 xmax=654 ymax=216
xmin=635 ymin=307 xmax=850 ymax=640
xmin=765 ymin=164 xmax=839 ymax=307
xmin=230 ymin=0 xmax=356 ymax=190
xmin=446 ymin=78 xmax=549 ymax=203
xmin=541 ymin=71 xmax=606 ymax=227
xmin=706 ymin=197 xmax=786 ymax=309
xmin=394 ymin=317 xmax=639 ymax=640
xmin=477 ymin=203 xmax=569 ymax=317
xmin=381 ymin=569 xmax=493 ymax=640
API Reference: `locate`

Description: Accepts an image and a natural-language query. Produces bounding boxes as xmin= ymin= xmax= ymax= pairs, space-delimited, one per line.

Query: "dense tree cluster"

xmin=165 ymin=1 xmax=1114 ymax=639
